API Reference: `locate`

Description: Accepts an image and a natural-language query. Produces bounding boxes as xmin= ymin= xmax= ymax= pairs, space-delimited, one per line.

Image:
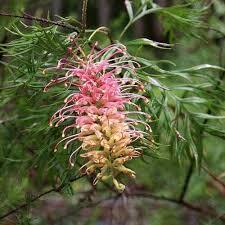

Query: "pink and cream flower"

xmin=44 ymin=42 xmax=152 ymax=192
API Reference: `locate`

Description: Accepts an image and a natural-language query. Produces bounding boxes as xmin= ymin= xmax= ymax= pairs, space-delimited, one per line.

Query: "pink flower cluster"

xmin=44 ymin=42 xmax=152 ymax=191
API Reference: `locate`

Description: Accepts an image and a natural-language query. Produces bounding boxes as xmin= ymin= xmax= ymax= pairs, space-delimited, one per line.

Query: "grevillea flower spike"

xmin=44 ymin=41 xmax=153 ymax=192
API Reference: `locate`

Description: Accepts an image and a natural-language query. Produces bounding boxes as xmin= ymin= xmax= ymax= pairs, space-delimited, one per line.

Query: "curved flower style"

xmin=44 ymin=42 xmax=152 ymax=192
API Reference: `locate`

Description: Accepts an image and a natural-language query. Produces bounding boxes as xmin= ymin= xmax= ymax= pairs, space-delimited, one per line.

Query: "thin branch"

xmin=81 ymin=0 xmax=88 ymax=33
xmin=128 ymin=192 xmax=225 ymax=222
xmin=179 ymin=160 xmax=195 ymax=202
xmin=0 ymin=12 xmax=79 ymax=32
xmin=203 ymin=166 xmax=225 ymax=189
xmin=56 ymin=190 xmax=225 ymax=222
xmin=0 ymin=174 xmax=85 ymax=220
xmin=1 ymin=178 xmax=225 ymax=223
xmin=55 ymin=190 xmax=225 ymax=223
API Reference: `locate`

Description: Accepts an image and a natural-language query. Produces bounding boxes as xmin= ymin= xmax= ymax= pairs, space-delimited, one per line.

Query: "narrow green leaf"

xmin=127 ymin=38 xmax=173 ymax=49
xmin=125 ymin=0 xmax=134 ymax=21
xmin=191 ymin=113 xmax=225 ymax=119
xmin=178 ymin=97 xmax=208 ymax=104
xmin=148 ymin=77 xmax=169 ymax=90
xmin=136 ymin=57 xmax=191 ymax=81
xmin=176 ymin=64 xmax=225 ymax=72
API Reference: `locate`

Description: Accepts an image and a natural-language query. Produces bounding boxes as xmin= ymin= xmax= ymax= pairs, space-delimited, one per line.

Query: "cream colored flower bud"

xmin=114 ymin=165 xmax=136 ymax=178
xmin=113 ymin=178 xmax=125 ymax=192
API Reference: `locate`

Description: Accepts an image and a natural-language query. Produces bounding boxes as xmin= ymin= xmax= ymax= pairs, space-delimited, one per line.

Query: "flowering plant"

xmin=1 ymin=1 xmax=225 ymax=223
xmin=44 ymin=41 xmax=153 ymax=191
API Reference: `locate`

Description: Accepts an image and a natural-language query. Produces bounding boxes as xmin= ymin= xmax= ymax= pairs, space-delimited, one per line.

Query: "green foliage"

xmin=121 ymin=0 xmax=210 ymax=40
xmin=0 ymin=0 xmax=225 ymax=224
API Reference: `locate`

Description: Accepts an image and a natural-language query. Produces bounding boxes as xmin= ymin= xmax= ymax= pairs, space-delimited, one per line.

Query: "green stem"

xmin=119 ymin=7 xmax=162 ymax=40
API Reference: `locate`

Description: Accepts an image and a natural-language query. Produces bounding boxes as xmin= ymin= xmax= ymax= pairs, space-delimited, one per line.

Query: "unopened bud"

xmin=113 ymin=178 xmax=125 ymax=192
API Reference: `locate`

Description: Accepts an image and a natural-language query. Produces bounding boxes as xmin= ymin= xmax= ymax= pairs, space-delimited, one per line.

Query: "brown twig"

xmin=128 ymin=192 xmax=225 ymax=222
xmin=54 ymin=189 xmax=225 ymax=223
xmin=0 ymin=174 xmax=85 ymax=220
xmin=0 ymin=12 xmax=79 ymax=32
xmin=179 ymin=160 xmax=195 ymax=202
xmin=81 ymin=0 xmax=88 ymax=34
xmin=203 ymin=166 xmax=225 ymax=189
xmin=57 ymin=190 xmax=225 ymax=222
xmin=1 ymin=177 xmax=225 ymax=223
